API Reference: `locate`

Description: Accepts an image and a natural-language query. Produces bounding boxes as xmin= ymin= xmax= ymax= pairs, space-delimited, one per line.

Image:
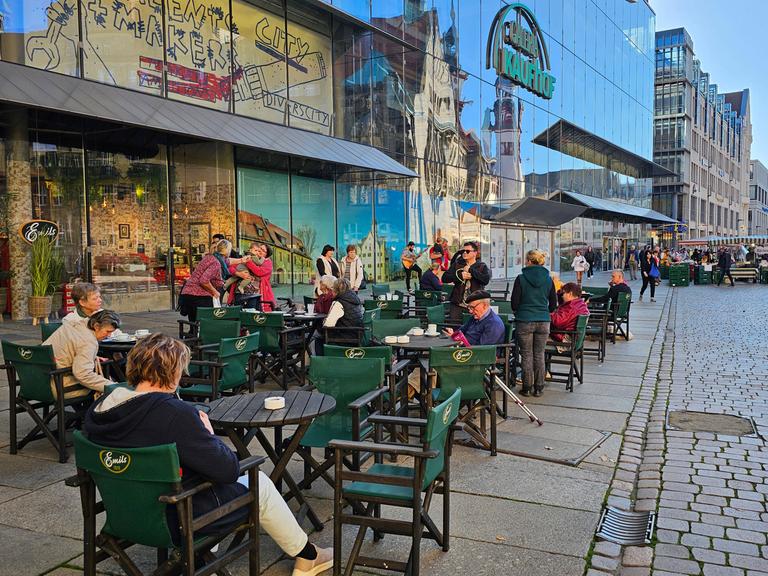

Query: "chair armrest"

xmin=348 ymin=386 xmax=388 ymax=410
xmin=367 ymin=414 xmax=428 ymax=428
xmin=389 ymin=358 xmax=412 ymax=374
xmin=196 ymin=343 xmax=220 ymax=351
xmin=188 ymin=360 xmax=227 ymax=368
xmin=548 ymin=329 xmax=577 ymax=337
xmin=280 ymin=325 xmax=308 ymax=335
xmin=238 ymin=454 xmax=267 ymax=473
xmin=329 ymin=439 xmax=439 ymax=459
xmin=50 ymin=367 xmax=74 ymax=377
xmin=160 ymin=456 xmax=266 ymax=503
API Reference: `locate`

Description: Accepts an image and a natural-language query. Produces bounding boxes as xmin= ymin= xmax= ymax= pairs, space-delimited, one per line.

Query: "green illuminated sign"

xmin=486 ymin=3 xmax=556 ymax=100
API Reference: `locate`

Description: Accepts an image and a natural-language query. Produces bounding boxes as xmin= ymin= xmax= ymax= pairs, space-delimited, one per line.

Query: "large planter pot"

xmin=28 ymin=295 xmax=52 ymax=319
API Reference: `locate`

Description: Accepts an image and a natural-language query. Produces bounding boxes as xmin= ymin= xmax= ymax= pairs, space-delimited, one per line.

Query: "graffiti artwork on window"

xmin=232 ymin=2 xmax=332 ymax=133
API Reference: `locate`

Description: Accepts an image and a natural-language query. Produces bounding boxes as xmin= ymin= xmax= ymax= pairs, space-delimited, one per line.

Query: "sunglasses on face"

xmin=463 ymin=249 xmax=475 ymax=253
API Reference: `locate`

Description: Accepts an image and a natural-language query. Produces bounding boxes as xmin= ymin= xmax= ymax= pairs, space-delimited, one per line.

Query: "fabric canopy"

xmin=549 ymin=190 xmax=678 ymax=225
xmin=680 ymin=235 xmax=768 ymax=247
xmin=469 ymin=197 xmax=586 ymax=227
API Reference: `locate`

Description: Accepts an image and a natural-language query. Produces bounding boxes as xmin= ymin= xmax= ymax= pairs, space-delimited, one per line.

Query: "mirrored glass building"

xmin=0 ymin=0 xmax=665 ymax=318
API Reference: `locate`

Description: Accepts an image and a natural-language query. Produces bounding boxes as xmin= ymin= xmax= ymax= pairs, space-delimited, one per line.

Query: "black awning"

xmin=0 ymin=61 xmax=416 ymax=178
xmin=471 ymin=197 xmax=586 ymax=227
xmin=533 ymin=119 xmax=676 ymax=179
xmin=549 ymin=190 xmax=678 ymax=225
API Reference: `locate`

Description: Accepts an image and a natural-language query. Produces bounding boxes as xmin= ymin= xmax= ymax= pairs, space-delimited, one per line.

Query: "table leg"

xmin=274 ymin=426 xmax=283 ymax=492
xmin=253 ymin=424 xmax=324 ymax=531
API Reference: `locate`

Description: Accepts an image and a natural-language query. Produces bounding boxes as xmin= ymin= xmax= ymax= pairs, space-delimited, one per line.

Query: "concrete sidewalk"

xmin=0 ymin=273 xmax=667 ymax=575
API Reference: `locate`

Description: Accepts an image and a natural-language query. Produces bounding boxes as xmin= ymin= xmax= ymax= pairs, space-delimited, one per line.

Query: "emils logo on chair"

xmin=376 ymin=301 xmax=388 ymax=309
xmin=452 ymin=349 xmax=473 ymax=363
xmin=213 ymin=308 xmax=227 ymax=318
xmin=19 ymin=348 xmax=34 ymax=360
xmin=442 ymin=403 xmax=453 ymax=425
xmin=344 ymin=348 xmax=366 ymax=359
xmin=234 ymin=338 xmax=248 ymax=351
xmin=99 ymin=450 xmax=131 ymax=474
xmin=252 ymin=314 xmax=267 ymax=324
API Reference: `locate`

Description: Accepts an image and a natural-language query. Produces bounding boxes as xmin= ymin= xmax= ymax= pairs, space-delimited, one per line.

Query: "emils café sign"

xmin=486 ymin=3 xmax=556 ymax=100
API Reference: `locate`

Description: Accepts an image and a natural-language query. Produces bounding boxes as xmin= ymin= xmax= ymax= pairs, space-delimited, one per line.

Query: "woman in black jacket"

xmin=83 ymin=334 xmax=332 ymax=574
xmin=639 ymin=250 xmax=658 ymax=302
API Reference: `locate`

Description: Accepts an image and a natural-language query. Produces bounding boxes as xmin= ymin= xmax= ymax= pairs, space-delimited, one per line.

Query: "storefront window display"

xmin=85 ymin=135 xmax=171 ymax=313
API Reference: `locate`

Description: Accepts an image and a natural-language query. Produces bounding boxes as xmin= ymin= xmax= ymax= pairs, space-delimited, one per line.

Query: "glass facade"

xmin=0 ymin=0 xmax=657 ymax=316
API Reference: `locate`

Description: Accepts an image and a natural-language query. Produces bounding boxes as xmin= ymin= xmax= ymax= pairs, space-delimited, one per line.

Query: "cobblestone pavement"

xmin=650 ymin=284 xmax=768 ymax=576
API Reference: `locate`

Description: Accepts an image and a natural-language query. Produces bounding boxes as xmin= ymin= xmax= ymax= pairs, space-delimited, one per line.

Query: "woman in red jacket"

xmin=550 ymin=282 xmax=589 ymax=342
xmin=228 ymin=243 xmax=276 ymax=311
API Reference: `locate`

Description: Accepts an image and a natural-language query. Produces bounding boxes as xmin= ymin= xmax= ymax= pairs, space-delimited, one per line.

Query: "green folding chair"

xmin=66 ymin=430 xmax=263 ymax=576
xmin=609 ymin=292 xmax=631 ymax=343
xmin=370 ymin=318 xmax=421 ymax=342
xmin=180 ymin=332 xmax=260 ymax=400
xmin=177 ymin=306 xmax=243 ymax=338
xmin=370 ymin=284 xmax=391 ymax=298
xmin=240 ymin=311 xmax=307 ymax=389
xmin=330 ymin=388 xmax=461 ymax=576
xmin=298 ymin=356 xmax=387 ymax=491
xmin=364 ymin=298 xmax=403 ymax=320
xmin=1 ymin=341 xmax=93 ymax=463
xmin=362 ymin=308 xmax=380 ymax=345
xmin=491 ymin=300 xmax=513 ymax=316
xmin=193 ymin=318 xmax=242 ymax=348
xmin=546 ymin=314 xmax=589 ymax=392
xmin=425 ymin=303 xmax=448 ymax=326
xmin=429 ymin=345 xmax=499 ymax=455
xmin=40 ymin=321 xmax=63 ymax=342
xmin=414 ymin=290 xmax=441 ymax=308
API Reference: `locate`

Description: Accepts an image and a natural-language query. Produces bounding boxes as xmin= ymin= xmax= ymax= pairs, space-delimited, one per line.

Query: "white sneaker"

xmin=292 ymin=545 xmax=333 ymax=576
xmin=650 ymin=298 xmax=656 ymax=302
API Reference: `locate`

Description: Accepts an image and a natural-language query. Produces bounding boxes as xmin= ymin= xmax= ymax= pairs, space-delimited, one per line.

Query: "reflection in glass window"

xmin=291 ymin=169 xmax=334 ymax=292
xmin=164 ymin=0 xmax=232 ymax=111
xmin=332 ymin=21 xmax=371 ymax=144
xmin=81 ymin=0 xmax=164 ymax=94
xmin=0 ymin=0 xmax=79 ymax=76
xmin=375 ymin=180 xmax=407 ymax=287
xmin=370 ymin=35 xmax=405 ymax=156
xmin=232 ymin=0 xmax=287 ymax=125
xmin=337 ymin=174 xmax=375 ymax=280
xmin=286 ymin=1 xmax=333 ymax=134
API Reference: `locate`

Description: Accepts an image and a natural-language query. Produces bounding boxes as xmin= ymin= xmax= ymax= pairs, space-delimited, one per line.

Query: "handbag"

xmin=359 ymin=269 xmax=368 ymax=290
xmin=649 ymin=262 xmax=660 ymax=279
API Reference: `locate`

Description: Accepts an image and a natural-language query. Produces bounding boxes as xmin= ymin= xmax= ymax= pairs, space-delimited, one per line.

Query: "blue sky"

xmin=652 ymin=0 xmax=767 ymax=164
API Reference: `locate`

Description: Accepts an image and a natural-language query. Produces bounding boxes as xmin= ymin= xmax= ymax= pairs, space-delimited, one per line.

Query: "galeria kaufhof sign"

xmin=486 ymin=3 xmax=556 ymax=100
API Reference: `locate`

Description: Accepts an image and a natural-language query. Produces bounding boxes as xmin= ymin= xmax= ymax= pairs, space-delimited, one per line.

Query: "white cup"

xmin=307 ymin=304 xmax=315 ymax=314
xmin=397 ymin=335 xmax=410 ymax=343
xmin=135 ymin=329 xmax=149 ymax=337
xmin=384 ymin=336 xmax=398 ymax=344
xmin=412 ymin=328 xmax=424 ymax=336
xmin=427 ymin=323 xmax=437 ymax=333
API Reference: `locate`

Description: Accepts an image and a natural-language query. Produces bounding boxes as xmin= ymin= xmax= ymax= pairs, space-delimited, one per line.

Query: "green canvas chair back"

xmin=1 ymin=341 xmax=57 ymax=403
xmin=415 ymin=290 xmax=440 ymax=308
xmin=425 ymin=303 xmax=446 ymax=325
xmin=614 ymin=292 xmax=631 ymax=318
xmin=371 ymin=318 xmax=420 ymax=341
xmin=197 ymin=306 xmax=243 ymax=321
xmin=364 ymin=298 xmax=403 ymax=319
xmin=73 ymin=430 xmax=180 ymax=549
xmin=573 ymin=315 xmax=589 ymax=351
xmin=582 ymin=286 xmax=609 ymax=297
xmin=40 ymin=321 xmax=63 ymax=342
xmin=303 ymin=296 xmax=315 ymax=307
xmin=198 ymin=319 xmax=241 ymax=347
xmin=218 ymin=332 xmax=260 ymax=391
xmin=303 ymin=357 xmax=385 ymax=448
xmin=362 ymin=308 xmax=380 ymax=345
xmin=429 ymin=345 xmax=497 ymax=402
xmin=441 ymin=283 xmax=454 ymax=299
xmin=491 ymin=300 xmax=513 ymax=315
xmin=422 ymin=388 xmax=461 ymax=489
xmin=324 ymin=344 xmax=394 ymax=370
xmin=239 ymin=312 xmax=285 ymax=353
xmin=371 ymin=284 xmax=391 ymax=298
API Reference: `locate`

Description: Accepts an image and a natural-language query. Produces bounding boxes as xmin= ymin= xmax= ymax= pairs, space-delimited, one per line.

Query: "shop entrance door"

xmin=602 ymin=237 xmax=627 ymax=272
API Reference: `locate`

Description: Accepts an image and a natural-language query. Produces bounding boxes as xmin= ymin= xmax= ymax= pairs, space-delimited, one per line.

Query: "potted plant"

xmin=28 ymin=236 xmax=63 ymax=319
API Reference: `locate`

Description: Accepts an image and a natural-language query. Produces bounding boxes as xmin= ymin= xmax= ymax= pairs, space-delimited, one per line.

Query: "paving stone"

xmin=593 ymin=540 xmax=622 ymax=557
xmin=654 ymin=544 xmax=690 ymax=559
xmin=729 ymin=555 xmax=768 ymax=572
xmin=623 ymin=546 xmax=653 ymax=567
xmin=712 ymin=539 xmax=760 ymax=556
xmin=591 ymin=554 xmax=620 ymax=572
xmin=692 ymin=547 xmax=726 ymax=565
xmin=702 ymin=566 xmax=746 ymax=576
xmin=726 ymin=528 xmax=767 ymax=545
xmin=653 ymin=555 xmax=703 ymax=574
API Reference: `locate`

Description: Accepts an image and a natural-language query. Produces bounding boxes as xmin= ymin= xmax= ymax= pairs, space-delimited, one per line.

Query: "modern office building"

xmin=653 ymin=28 xmax=752 ymax=243
xmin=748 ymin=160 xmax=768 ymax=235
xmin=0 ymin=0 xmax=664 ymax=319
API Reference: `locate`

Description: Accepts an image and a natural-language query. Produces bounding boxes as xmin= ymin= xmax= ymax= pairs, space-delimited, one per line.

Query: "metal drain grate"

xmin=595 ymin=506 xmax=656 ymax=545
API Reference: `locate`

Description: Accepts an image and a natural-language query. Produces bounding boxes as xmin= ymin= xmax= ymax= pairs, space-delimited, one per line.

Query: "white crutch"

xmin=493 ymin=374 xmax=543 ymax=426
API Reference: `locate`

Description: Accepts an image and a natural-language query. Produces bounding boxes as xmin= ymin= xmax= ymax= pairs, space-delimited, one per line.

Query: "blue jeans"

xmin=515 ymin=321 xmax=550 ymax=392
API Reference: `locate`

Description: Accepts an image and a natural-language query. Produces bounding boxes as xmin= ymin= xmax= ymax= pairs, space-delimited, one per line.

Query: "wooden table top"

xmin=392 ymin=334 xmax=456 ymax=351
xmin=207 ymin=390 xmax=336 ymax=428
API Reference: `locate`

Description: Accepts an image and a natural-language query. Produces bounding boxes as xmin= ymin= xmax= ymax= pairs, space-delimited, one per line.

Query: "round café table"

xmin=206 ymin=390 xmax=336 ymax=531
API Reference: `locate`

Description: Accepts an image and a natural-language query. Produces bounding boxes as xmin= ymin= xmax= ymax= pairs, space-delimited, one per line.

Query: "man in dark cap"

xmin=443 ymin=290 xmax=505 ymax=346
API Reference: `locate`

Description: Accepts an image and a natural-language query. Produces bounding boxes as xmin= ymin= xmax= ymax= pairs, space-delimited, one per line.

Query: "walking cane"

xmin=493 ymin=374 xmax=543 ymax=426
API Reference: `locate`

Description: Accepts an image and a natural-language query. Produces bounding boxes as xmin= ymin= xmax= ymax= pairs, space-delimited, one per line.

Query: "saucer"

xmin=424 ymin=331 xmax=440 ymax=337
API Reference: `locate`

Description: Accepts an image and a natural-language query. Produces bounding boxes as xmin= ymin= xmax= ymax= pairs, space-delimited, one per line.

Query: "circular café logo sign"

xmin=452 ymin=349 xmax=473 ymax=363
xmin=235 ymin=338 xmax=247 ymax=351
xmin=344 ymin=348 xmax=366 ymax=359
xmin=376 ymin=301 xmax=388 ymax=309
xmin=99 ymin=450 xmax=131 ymax=474
xmin=19 ymin=348 xmax=33 ymax=360
xmin=486 ymin=3 xmax=555 ymax=100
xmin=213 ymin=308 xmax=227 ymax=318
xmin=253 ymin=314 xmax=267 ymax=325
xmin=19 ymin=220 xmax=60 ymax=245
xmin=442 ymin=403 xmax=453 ymax=425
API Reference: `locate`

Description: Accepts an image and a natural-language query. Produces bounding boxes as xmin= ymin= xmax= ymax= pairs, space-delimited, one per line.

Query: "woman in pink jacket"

xmin=230 ymin=243 xmax=275 ymax=311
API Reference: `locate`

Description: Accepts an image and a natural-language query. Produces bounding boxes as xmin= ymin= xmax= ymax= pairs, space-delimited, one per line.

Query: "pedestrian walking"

xmin=717 ymin=249 xmax=735 ymax=286
xmin=510 ymin=249 xmax=558 ymax=397
xmin=585 ymin=246 xmax=596 ymax=278
xmin=639 ymin=250 xmax=659 ymax=302
xmin=625 ymin=244 xmax=639 ymax=281
xmin=571 ymin=250 xmax=588 ymax=285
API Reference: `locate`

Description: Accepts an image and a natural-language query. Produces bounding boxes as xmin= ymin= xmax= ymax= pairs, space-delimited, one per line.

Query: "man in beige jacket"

xmin=43 ymin=310 xmax=120 ymax=399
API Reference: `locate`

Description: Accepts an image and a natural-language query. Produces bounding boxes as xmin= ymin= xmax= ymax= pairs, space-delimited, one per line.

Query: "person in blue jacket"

xmin=443 ymin=290 xmax=505 ymax=345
